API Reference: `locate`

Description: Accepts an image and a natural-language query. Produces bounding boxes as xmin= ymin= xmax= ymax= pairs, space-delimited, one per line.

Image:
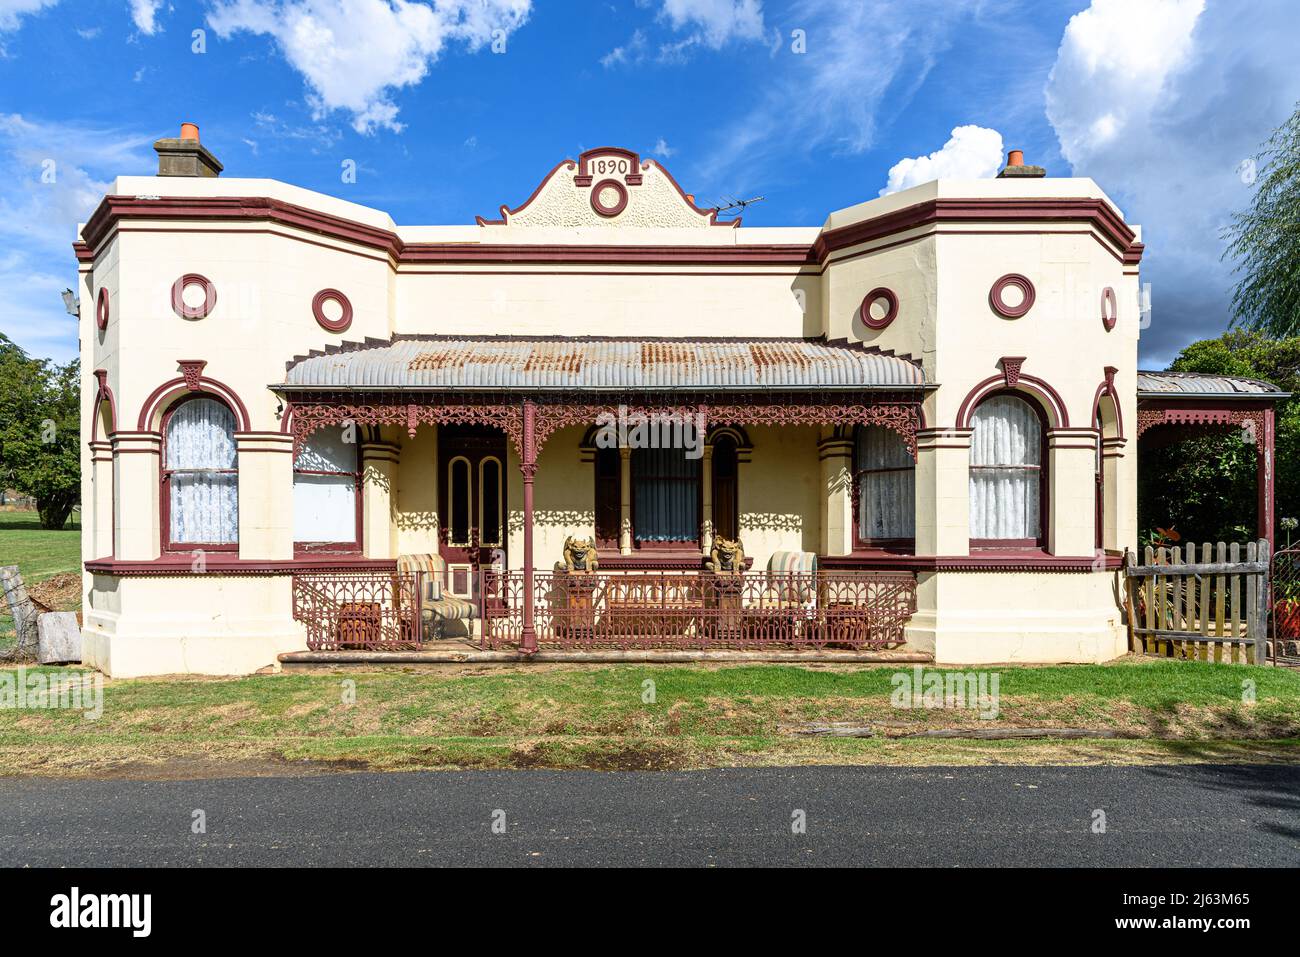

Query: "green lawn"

xmin=0 ymin=509 xmax=82 ymax=649
xmin=2 ymin=659 xmax=1297 ymax=777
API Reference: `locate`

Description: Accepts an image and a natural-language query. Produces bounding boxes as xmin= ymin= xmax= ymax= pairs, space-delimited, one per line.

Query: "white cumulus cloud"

xmin=879 ymin=125 xmax=1004 ymax=196
xmin=0 ymin=0 xmax=58 ymax=33
xmin=1044 ymin=0 xmax=1300 ymax=365
xmin=129 ymin=0 xmax=162 ymax=34
xmin=206 ymin=0 xmax=533 ymax=134
xmin=658 ymin=0 xmax=765 ymax=47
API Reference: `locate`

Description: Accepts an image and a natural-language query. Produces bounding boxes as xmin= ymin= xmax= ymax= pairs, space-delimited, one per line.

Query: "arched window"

xmin=712 ymin=435 xmax=739 ymax=541
xmin=854 ymin=426 xmax=915 ymax=545
xmin=478 ymin=456 xmax=504 ymax=548
xmin=593 ymin=446 xmax=621 ymax=548
xmin=163 ymin=396 xmax=238 ymax=549
xmin=293 ymin=428 xmax=360 ymax=550
xmin=448 ymin=456 xmax=472 ymax=546
xmin=969 ymin=393 xmax=1044 ymax=546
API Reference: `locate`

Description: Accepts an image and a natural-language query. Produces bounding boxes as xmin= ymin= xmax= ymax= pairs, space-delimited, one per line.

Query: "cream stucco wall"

xmin=77 ymin=162 xmax=1143 ymax=675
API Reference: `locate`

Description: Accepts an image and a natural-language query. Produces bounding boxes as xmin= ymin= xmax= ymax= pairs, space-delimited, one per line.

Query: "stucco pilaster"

xmin=111 ymin=432 xmax=160 ymax=561
xmin=915 ymin=428 xmax=971 ymax=556
xmin=235 ymin=432 xmax=294 ymax=560
xmin=361 ymin=441 xmax=400 ymax=559
xmin=818 ymin=433 xmax=853 ymax=555
xmin=1047 ymin=430 xmax=1098 ymax=556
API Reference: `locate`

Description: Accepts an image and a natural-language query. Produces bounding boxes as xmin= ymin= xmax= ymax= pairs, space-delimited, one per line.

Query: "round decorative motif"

xmin=989 ymin=273 xmax=1036 ymax=319
xmin=590 ymin=178 xmax=629 ymax=218
xmin=171 ymin=274 xmax=217 ymax=320
xmin=1100 ymin=286 xmax=1118 ymax=332
xmin=312 ymin=288 xmax=353 ymax=333
xmin=858 ymin=287 xmax=899 ymax=330
xmin=95 ymin=287 xmax=109 ymax=331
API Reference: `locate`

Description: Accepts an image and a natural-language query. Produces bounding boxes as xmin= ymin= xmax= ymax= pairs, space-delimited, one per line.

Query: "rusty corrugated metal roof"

xmin=1137 ymin=371 xmax=1289 ymax=398
xmin=281 ymin=336 xmax=925 ymax=391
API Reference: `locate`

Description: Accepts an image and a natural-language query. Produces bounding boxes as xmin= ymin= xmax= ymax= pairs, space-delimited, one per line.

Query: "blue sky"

xmin=2 ymin=0 xmax=1297 ymax=368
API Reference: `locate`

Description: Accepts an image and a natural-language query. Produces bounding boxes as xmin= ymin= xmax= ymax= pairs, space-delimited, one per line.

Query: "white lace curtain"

xmin=855 ymin=426 xmax=915 ymax=540
xmin=969 ymin=394 xmax=1042 ymax=541
xmin=293 ymin=428 xmax=359 ymax=544
xmin=166 ymin=398 xmax=238 ymax=544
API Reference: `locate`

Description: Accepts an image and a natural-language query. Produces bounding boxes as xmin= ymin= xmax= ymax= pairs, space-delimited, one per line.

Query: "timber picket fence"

xmin=1123 ymin=540 xmax=1270 ymax=665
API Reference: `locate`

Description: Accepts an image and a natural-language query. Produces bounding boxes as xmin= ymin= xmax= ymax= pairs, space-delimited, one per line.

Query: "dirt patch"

xmin=26 ymin=573 xmax=81 ymax=614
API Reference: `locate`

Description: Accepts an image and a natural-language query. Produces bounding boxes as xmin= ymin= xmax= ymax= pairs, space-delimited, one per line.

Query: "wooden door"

xmin=439 ymin=426 xmax=507 ymax=597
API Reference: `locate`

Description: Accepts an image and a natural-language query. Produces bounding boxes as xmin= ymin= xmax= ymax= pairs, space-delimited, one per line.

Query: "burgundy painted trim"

xmin=86 ymin=556 xmax=397 ymax=577
xmin=137 ymin=369 xmax=252 ymax=432
xmin=647 ymin=159 xmax=737 ymax=227
xmin=955 ymin=368 xmax=1070 ymax=429
xmin=859 ymin=287 xmax=899 ymax=330
xmin=312 ymin=288 xmax=353 ymax=333
xmin=819 ymin=552 xmax=1123 ymax=572
xmin=1092 ymin=366 xmax=1125 ymax=441
xmin=589 ymin=178 xmax=629 ymax=218
xmin=171 ymin=273 xmax=217 ymax=320
xmin=90 ymin=369 xmax=117 ymax=442
xmin=95 ymin=287 xmax=109 ymax=331
xmin=1100 ymin=286 xmax=1118 ymax=332
xmin=989 ymin=273 xmax=1036 ymax=319
xmin=575 ymin=147 xmax=644 ymax=187
xmin=814 ymin=197 xmax=1137 ymax=262
xmin=401 ymin=243 xmax=812 ymax=266
xmin=79 ymin=194 xmax=1140 ymax=269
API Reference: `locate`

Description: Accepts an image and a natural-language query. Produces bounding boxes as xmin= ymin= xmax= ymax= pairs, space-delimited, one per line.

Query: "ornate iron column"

xmin=520 ymin=399 xmax=538 ymax=653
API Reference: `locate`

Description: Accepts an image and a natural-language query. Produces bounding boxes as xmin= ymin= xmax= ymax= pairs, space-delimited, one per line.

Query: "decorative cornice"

xmin=74 ymin=194 xmax=1143 ymax=271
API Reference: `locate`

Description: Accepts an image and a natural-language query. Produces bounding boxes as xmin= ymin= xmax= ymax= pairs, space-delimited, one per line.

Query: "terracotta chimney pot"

xmin=180 ymin=122 xmax=200 ymax=142
xmin=1007 ymin=149 xmax=1024 ymax=167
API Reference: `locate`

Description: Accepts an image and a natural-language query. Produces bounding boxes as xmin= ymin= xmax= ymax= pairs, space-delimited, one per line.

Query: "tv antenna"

xmin=712 ymin=195 xmax=766 ymax=215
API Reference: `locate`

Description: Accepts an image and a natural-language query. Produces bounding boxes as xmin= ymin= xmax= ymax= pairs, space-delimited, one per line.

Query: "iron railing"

xmin=292 ymin=571 xmax=424 ymax=651
xmin=481 ymin=569 xmax=917 ymax=651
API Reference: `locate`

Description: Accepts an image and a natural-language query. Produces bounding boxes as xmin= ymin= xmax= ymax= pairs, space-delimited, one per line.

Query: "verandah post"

xmin=520 ymin=399 xmax=538 ymax=653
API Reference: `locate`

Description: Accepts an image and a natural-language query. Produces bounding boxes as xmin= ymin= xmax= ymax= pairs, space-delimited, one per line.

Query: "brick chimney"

xmin=996 ymin=148 xmax=1045 ymax=179
xmin=153 ymin=122 xmax=223 ymax=177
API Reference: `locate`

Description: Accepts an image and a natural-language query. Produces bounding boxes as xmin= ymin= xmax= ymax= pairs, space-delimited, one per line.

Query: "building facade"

xmin=77 ymin=130 xmax=1146 ymax=676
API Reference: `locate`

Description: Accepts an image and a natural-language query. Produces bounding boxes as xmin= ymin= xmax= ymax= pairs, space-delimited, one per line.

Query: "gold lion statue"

xmin=559 ymin=535 xmax=599 ymax=573
xmin=705 ymin=536 xmax=745 ymax=575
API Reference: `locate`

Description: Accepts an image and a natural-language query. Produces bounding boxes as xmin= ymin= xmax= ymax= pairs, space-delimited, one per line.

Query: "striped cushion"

xmin=767 ymin=550 xmax=818 ymax=602
xmin=397 ymin=553 xmax=445 ymax=601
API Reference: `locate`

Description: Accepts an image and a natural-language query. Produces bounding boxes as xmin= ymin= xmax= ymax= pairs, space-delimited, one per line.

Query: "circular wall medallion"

xmin=1100 ymin=286 xmax=1118 ymax=332
xmin=590 ymin=178 xmax=629 ymax=218
xmin=95 ymin=287 xmax=109 ymax=331
xmin=858 ymin=287 xmax=899 ymax=330
xmin=312 ymin=288 xmax=353 ymax=333
xmin=989 ymin=273 xmax=1036 ymax=319
xmin=171 ymin=274 xmax=217 ymax=320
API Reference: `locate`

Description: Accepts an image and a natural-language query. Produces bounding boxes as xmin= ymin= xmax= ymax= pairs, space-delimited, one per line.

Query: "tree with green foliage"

xmin=0 ymin=333 xmax=80 ymax=529
xmin=1223 ymin=100 xmax=1300 ymax=336
xmin=1139 ymin=330 xmax=1298 ymax=544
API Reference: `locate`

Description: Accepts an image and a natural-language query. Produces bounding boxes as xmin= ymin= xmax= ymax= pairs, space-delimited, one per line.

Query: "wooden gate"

xmin=1123 ymin=541 xmax=1270 ymax=664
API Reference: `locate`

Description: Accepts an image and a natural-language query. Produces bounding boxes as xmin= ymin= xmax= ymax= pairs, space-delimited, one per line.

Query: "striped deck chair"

xmin=396 ymin=553 xmax=479 ymax=640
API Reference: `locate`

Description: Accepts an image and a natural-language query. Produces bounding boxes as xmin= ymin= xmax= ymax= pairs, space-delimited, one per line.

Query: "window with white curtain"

xmin=293 ymin=428 xmax=359 ymax=545
xmin=165 ymin=397 xmax=238 ymax=546
xmin=969 ymin=394 xmax=1043 ymax=543
xmin=854 ymin=426 xmax=915 ymax=542
xmin=633 ymin=446 xmax=699 ymax=543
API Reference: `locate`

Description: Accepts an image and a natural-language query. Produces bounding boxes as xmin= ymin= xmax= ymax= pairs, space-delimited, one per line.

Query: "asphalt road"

xmin=1 ymin=764 xmax=1297 ymax=867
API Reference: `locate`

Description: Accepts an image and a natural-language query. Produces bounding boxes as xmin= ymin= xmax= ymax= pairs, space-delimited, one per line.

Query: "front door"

xmin=439 ymin=426 xmax=507 ymax=597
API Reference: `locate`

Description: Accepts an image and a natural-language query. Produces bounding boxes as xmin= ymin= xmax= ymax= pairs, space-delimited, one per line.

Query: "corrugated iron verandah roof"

xmin=279 ymin=335 xmax=927 ymax=392
xmin=1137 ymin=370 xmax=1290 ymax=399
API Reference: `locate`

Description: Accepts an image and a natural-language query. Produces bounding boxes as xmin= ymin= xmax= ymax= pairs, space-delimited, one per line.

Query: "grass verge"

xmin=1 ymin=658 xmax=1297 ymax=777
